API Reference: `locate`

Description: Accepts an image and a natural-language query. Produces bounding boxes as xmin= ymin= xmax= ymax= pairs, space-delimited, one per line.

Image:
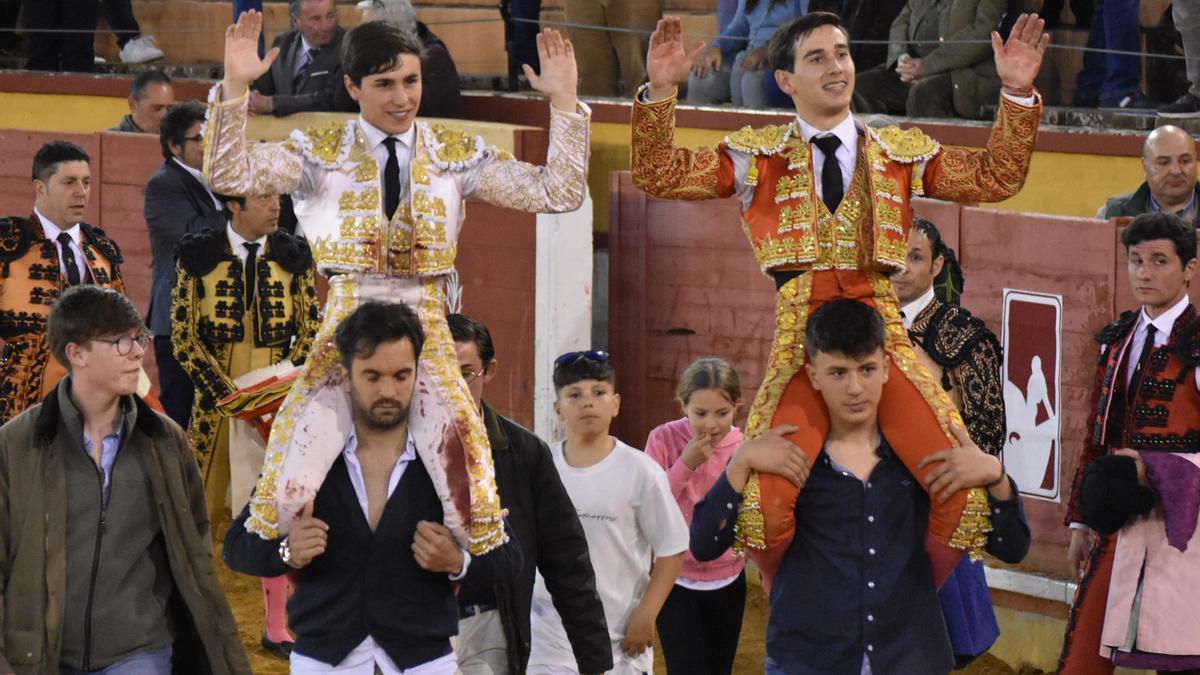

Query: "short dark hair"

xmin=129 ymin=70 xmax=172 ymax=100
xmin=553 ymin=351 xmax=615 ymax=392
xmin=214 ymin=193 xmax=246 ymax=209
xmin=335 ymin=301 xmax=425 ymax=367
xmin=805 ymin=299 xmax=885 ymax=359
xmin=47 ymin=285 xmax=143 ymax=368
xmin=768 ymin=11 xmax=849 ymax=73
xmin=159 ymin=101 xmax=206 ymax=161
xmin=343 ymin=20 xmax=423 ymax=86
xmin=447 ymin=313 xmax=495 ymax=364
xmin=1121 ymin=211 xmax=1198 ymax=265
xmin=911 ymin=217 xmax=965 ymax=304
xmin=32 ymin=141 xmax=90 ymax=183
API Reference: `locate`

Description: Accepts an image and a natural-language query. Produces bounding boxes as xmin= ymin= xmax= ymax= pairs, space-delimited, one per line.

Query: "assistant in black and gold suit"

xmin=0 ymin=141 xmax=124 ymax=424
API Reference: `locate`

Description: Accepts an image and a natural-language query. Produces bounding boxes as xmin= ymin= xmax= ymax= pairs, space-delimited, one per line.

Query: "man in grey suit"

xmin=143 ymin=102 xmax=229 ymax=428
xmin=249 ymin=0 xmax=345 ymax=117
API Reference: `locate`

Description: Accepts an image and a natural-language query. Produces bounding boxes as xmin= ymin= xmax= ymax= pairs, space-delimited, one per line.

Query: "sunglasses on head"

xmin=554 ymin=350 xmax=610 ymax=368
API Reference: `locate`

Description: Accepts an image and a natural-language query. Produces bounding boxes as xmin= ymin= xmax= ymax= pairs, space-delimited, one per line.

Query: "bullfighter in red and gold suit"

xmin=0 ymin=141 xmax=125 ymax=424
xmin=631 ymin=12 xmax=1049 ymax=583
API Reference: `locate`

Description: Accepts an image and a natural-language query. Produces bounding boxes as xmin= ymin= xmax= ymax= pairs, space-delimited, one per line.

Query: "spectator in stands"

xmin=143 ymin=102 xmax=229 ymax=429
xmin=853 ymin=0 xmax=1006 ymax=119
xmin=502 ymin=0 xmax=542 ymax=83
xmin=1100 ymin=125 xmax=1200 ymax=226
xmin=567 ymin=0 xmax=662 ymax=97
xmin=22 ymin=0 xmax=99 ymax=72
xmin=234 ymin=0 xmax=266 ymax=57
xmin=357 ymin=0 xmax=466 ymax=119
xmin=110 ymin=70 xmax=175 ymax=134
xmin=1160 ymin=0 xmax=1200 ymax=117
xmin=688 ymin=0 xmax=808 ymax=107
xmin=824 ymin=0 xmax=908 ymax=71
xmin=100 ymin=0 xmax=164 ymax=63
xmin=250 ymin=0 xmax=346 ymax=117
xmin=0 ymin=285 xmax=250 ymax=674
xmin=1074 ymin=0 xmax=1150 ymax=108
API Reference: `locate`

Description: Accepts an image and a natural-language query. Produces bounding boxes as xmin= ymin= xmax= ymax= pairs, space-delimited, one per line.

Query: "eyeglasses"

xmin=553 ymin=350 xmax=610 ymax=369
xmin=461 ymin=362 xmax=492 ymax=383
xmin=183 ymin=134 xmax=203 ymax=143
xmin=93 ymin=333 xmax=151 ymax=356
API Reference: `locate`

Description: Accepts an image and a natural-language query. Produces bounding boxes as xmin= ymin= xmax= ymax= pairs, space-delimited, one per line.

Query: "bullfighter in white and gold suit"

xmin=203 ymin=12 xmax=589 ymax=552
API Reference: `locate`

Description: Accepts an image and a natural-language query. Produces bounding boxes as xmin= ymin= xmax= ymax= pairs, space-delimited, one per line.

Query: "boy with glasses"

xmin=0 ymin=285 xmax=248 ymax=673
xmin=528 ymin=350 xmax=688 ymax=675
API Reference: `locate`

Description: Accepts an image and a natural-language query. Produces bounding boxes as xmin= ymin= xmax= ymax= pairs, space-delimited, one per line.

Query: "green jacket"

xmin=886 ymin=0 xmax=1006 ymax=118
xmin=0 ymin=387 xmax=250 ymax=674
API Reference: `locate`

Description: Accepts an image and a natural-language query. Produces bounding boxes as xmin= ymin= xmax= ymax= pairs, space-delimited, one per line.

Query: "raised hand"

xmin=221 ymin=10 xmax=280 ymax=101
xmin=993 ymin=13 xmax=1050 ymax=92
xmin=524 ymin=28 xmax=578 ymax=113
xmin=647 ymin=16 xmax=707 ymax=101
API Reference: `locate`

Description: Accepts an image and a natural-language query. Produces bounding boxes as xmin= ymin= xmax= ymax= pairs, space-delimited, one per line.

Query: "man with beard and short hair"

xmin=223 ymin=301 xmax=521 ymax=674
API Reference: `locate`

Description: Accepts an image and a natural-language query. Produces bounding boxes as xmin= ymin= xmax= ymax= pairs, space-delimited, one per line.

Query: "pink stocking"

xmin=261 ymin=575 xmax=291 ymax=643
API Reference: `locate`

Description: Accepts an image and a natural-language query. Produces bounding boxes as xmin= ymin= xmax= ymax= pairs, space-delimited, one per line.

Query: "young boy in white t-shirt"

xmin=528 ymin=351 xmax=689 ymax=675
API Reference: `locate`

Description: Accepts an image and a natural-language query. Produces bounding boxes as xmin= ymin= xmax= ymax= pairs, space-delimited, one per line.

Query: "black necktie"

xmin=292 ymin=48 xmax=313 ymax=90
xmin=243 ymin=242 xmax=260 ymax=309
xmin=1128 ymin=323 xmax=1158 ymax=402
xmin=56 ymin=232 xmax=81 ymax=286
xmin=383 ymin=137 xmax=402 ymax=220
xmin=812 ymin=134 xmax=845 ymax=213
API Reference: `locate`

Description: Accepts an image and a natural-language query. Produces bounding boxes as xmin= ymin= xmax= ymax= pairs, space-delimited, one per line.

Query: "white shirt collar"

xmin=358 ymin=115 xmax=417 ymax=155
xmin=226 ymin=222 xmax=267 ymax=256
xmin=172 ymin=156 xmax=207 ymax=184
xmin=794 ymin=112 xmax=860 ymax=151
xmin=34 ymin=206 xmax=80 ymax=242
xmin=1139 ymin=293 xmax=1192 ymax=338
xmin=300 ymin=35 xmax=314 ymax=55
xmin=343 ymin=428 xmax=418 ymax=461
xmin=901 ymin=286 xmax=936 ymax=329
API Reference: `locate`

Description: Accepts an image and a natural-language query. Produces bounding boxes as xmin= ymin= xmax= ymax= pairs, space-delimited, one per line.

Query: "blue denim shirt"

xmin=717 ymin=0 xmax=809 ymax=55
xmin=81 ymin=416 xmax=126 ymax=506
xmin=691 ymin=440 xmax=1028 ymax=675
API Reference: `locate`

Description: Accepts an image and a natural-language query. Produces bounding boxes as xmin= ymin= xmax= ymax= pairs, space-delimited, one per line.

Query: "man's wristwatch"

xmin=279 ymin=537 xmax=295 ymax=567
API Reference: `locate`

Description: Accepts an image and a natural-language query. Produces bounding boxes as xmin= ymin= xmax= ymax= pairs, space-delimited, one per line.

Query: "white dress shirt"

xmin=1124 ymin=294 xmax=1199 ymax=387
xmin=290 ymin=431 xmax=467 ymax=674
xmin=900 ymin=286 xmax=936 ymax=330
xmin=226 ymin=222 xmax=267 ymax=264
xmin=172 ymin=157 xmax=223 ymax=210
xmin=294 ymin=35 xmax=316 ymax=78
xmin=793 ymin=111 xmax=860 ymax=203
xmin=34 ymin=207 xmax=87 ymax=283
xmin=358 ymin=116 xmax=417 ymax=200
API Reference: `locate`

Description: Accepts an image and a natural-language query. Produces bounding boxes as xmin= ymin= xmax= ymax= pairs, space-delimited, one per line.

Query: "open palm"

xmin=993 ymin=13 xmax=1050 ymax=90
xmin=647 ymin=17 xmax=706 ymax=91
xmin=524 ymin=28 xmax=578 ymax=108
xmin=223 ymin=10 xmax=279 ymax=89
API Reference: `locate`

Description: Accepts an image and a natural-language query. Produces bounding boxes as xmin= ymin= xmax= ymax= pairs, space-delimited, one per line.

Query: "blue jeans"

xmin=61 ymin=646 xmax=172 ymax=675
xmin=232 ymin=0 xmax=265 ymax=57
xmin=1075 ymin=0 xmax=1141 ymax=105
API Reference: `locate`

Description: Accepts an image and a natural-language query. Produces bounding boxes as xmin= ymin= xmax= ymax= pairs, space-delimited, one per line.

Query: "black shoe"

xmin=1159 ymin=92 xmax=1200 ymax=118
xmin=1101 ymin=90 xmax=1156 ymax=109
xmin=261 ymin=633 xmax=293 ymax=660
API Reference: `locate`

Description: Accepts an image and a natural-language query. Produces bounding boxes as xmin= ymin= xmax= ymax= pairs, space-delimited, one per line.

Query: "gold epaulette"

xmin=421 ymin=122 xmax=486 ymax=171
xmin=291 ymin=120 xmax=356 ymax=169
xmin=869 ymin=125 xmax=942 ymax=164
xmin=723 ymin=123 xmax=793 ymax=156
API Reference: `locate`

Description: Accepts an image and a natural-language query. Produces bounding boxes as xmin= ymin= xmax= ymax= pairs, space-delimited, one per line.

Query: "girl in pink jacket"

xmin=645 ymin=357 xmax=746 ymax=675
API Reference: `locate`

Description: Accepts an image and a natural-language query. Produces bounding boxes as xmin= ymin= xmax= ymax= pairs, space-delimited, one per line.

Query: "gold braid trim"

xmin=925 ymin=93 xmax=1041 ymax=203
xmin=869 ymin=273 xmax=990 ymax=559
xmin=735 ymin=273 xmax=814 ymax=551
xmin=951 ymin=487 xmax=993 ymax=561
xmin=630 ymin=86 xmax=723 ymax=201
xmin=415 ymin=282 xmax=507 ymax=554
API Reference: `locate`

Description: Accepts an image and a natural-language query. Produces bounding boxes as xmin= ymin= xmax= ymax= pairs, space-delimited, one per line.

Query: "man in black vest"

xmin=144 ymin=102 xmax=229 ymax=428
xmin=447 ymin=313 xmax=611 ymax=675
xmin=224 ymin=301 xmax=521 ymax=672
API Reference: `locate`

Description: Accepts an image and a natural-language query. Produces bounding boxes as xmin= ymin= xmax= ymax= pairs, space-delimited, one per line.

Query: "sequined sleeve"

xmin=285 ymin=267 xmax=321 ymax=366
xmin=954 ymin=334 xmax=1007 ymax=457
xmin=170 ymin=262 xmax=237 ymax=405
xmin=202 ymin=85 xmax=307 ymax=198
xmin=469 ymin=103 xmax=591 ymax=213
xmin=629 ymin=87 xmax=733 ymax=201
xmin=924 ymin=93 xmax=1041 ymax=203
